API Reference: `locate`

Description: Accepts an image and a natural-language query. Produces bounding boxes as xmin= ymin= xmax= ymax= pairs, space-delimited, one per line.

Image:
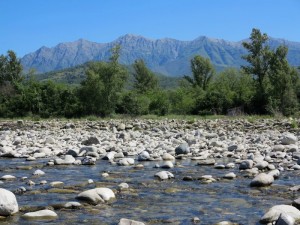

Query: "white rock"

xmin=260 ymin=205 xmax=300 ymax=223
xmin=0 ymin=188 xmax=19 ymax=216
xmin=250 ymin=173 xmax=274 ymax=187
xmin=118 ymin=183 xmax=129 ymax=190
xmin=33 ymin=169 xmax=45 ymax=176
xmin=117 ymin=158 xmax=135 ymax=166
xmin=161 ymin=161 xmax=174 ymax=169
xmin=137 ymin=151 xmax=150 ymax=161
xmin=268 ymin=169 xmax=280 ymax=179
xmin=118 ymin=218 xmax=145 ymax=225
xmin=0 ymin=175 xmax=16 ymax=180
xmin=255 ymin=160 xmax=269 ymax=170
xmin=63 ymin=202 xmax=81 ymax=209
xmin=281 ymin=133 xmax=298 ymax=145
xmin=223 ymin=172 xmax=236 ymax=179
xmin=76 ymin=187 xmax=115 ymax=204
xmin=275 ymin=213 xmax=295 ymax=225
xmin=162 ymin=152 xmax=175 ymax=161
xmin=154 ymin=171 xmax=174 ymax=180
xmin=22 ymin=209 xmax=57 ymax=219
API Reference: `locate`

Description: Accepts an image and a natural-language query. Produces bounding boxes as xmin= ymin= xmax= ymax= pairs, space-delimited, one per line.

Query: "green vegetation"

xmin=1 ymin=28 xmax=300 ymax=119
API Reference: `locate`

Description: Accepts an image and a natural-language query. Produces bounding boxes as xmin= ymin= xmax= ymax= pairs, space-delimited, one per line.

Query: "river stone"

xmin=33 ymin=169 xmax=45 ymax=176
xmin=225 ymin=163 xmax=235 ymax=168
xmin=22 ymin=209 xmax=58 ymax=219
xmin=275 ymin=213 xmax=295 ymax=225
xmin=239 ymin=160 xmax=253 ymax=170
xmin=223 ymin=172 xmax=236 ymax=179
xmin=154 ymin=171 xmax=174 ymax=180
xmin=117 ymin=123 xmax=126 ymax=131
xmin=103 ymin=151 xmax=116 ymax=160
xmin=0 ymin=175 xmax=16 ymax=180
xmin=197 ymin=159 xmax=216 ymax=165
xmin=0 ymin=188 xmax=19 ymax=216
xmin=50 ymin=181 xmax=64 ymax=187
xmin=281 ymin=133 xmax=298 ymax=145
xmin=118 ymin=218 xmax=145 ymax=225
xmin=255 ymin=160 xmax=269 ymax=170
xmin=118 ymin=183 xmax=129 ymax=190
xmin=81 ymin=136 xmax=100 ymax=145
xmin=162 ymin=152 xmax=175 ymax=161
xmin=33 ymin=152 xmax=46 ymax=158
xmin=76 ymin=187 xmax=115 ymax=205
xmin=118 ymin=158 xmax=134 ymax=166
xmin=63 ymin=202 xmax=81 ymax=209
xmin=214 ymin=164 xmax=225 ymax=169
xmin=273 ymin=145 xmax=285 ymax=152
xmin=228 ymin=144 xmax=238 ymax=151
xmin=138 ymin=151 xmax=150 ymax=161
xmin=250 ymin=173 xmax=274 ymax=187
xmin=214 ymin=222 xmax=236 ymax=225
xmin=81 ymin=157 xmax=96 ymax=165
xmin=54 ymin=155 xmax=75 ymax=165
xmin=292 ymin=197 xmax=300 ymax=210
xmin=175 ymin=143 xmax=190 ymax=155
xmin=161 ymin=161 xmax=174 ymax=169
xmin=260 ymin=205 xmax=300 ymax=223
xmin=66 ymin=149 xmax=79 ymax=157
xmin=268 ymin=169 xmax=280 ymax=179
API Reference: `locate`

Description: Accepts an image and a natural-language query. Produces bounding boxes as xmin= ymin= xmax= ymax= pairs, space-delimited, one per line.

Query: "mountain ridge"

xmin=21 ymin=34 xmax=300 ymax=76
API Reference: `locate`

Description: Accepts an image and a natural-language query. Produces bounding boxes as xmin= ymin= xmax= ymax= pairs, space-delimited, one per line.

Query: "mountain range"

xmin=21 ymin=34 xmax=300 ymax=76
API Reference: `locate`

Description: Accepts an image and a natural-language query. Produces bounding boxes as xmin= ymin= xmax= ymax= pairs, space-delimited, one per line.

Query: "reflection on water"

xmin=0 ymin=158 xmax=298 ymax=225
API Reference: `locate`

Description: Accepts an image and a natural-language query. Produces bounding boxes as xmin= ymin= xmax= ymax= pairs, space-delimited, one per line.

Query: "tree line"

xmin=0 ymin=28 xmax=300 ymax=118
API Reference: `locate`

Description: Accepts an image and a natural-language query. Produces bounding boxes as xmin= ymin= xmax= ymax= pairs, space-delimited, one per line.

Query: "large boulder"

xmin=117 ymin=158 xmax=135 ymax=166
xmin=154 ymin=171 xmax=174 ymax=180
xmin=260 ymin=205 xmax=300 ymax=224
xmin=275 ymin=213 xmax=295 ymax=225
xmin=0 ymin=188 xmax=19 ymax=216
xmin=22 ymin=209 xmax=57 ymax=219
xmin=137 ymin=151 xmax=150 ymax=161
xmin=118 ymin=218 xmax=145 ymax=225
xmin=281 ymin=133 xmax=298 ymax=145
xmin=76 ymin=188 xmax=115 ymax=205
xmin=175 ymin=143 xmax=190 ymax=155
xmin=54 ymin=155 xmax=76 ymax=165
xmin=250 ymin=173 xmax=274 ymax=187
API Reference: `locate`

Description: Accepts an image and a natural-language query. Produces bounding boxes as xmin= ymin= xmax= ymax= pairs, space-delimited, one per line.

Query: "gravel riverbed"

xmin=0 ymin=118 xmax=299 ymax=225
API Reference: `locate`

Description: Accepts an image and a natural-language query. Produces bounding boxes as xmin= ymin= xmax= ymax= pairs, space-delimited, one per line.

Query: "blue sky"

xmin=1 ymin=0 xmax=299 ymax=57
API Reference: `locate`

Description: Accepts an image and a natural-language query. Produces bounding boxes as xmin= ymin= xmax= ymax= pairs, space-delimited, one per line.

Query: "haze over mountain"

xmin=21 ymin=34 xmax=300 ymax=76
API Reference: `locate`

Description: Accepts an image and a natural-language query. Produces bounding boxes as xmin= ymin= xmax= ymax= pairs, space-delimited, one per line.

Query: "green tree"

xmin=184 ymin=55 xmax=214 ymax=90
xmin=241 ymin=28 xmax=275 ymax=113
xmin=79 ymin=45 xmax=128 ymax=116
xmin=132 ymin=59 xmax=158 ymax=93
xmin=0 ymin=50 xmax=23 ymax=85
xmin=267 ymin=45 xmax=298 ymax=115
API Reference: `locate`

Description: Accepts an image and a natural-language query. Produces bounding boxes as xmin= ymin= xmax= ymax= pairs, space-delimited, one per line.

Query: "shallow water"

xmin=0 ymin=157 xmax=299 ymax=225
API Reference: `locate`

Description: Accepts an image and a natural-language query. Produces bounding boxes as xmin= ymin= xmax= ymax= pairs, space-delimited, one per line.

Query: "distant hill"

xmin=21 ymin=34 xmax=300 ymax=76
xmin=34 ymin=62 xmax=181 ymax=89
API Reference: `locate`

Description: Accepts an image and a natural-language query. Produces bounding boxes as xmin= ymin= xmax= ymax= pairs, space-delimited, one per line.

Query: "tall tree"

xmin=241 ymin=28 xmax=273 ymax=113
xmin=79 ymin=45 xmax=128 ymax=116
xmin=132 ymin=59 xmax=158 ymax=93
xmin=0 ymin=50 xmax=23 ymax=85
xmin=184 ymin=55 xmax=214 ymax=90
xmin=242 ymin=28 xmax=298 ymax=115
xmin=268 ymin=45 xmax=298 ymax=114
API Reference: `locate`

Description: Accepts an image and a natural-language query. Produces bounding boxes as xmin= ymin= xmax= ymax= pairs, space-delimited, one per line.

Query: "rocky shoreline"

xmin=0 ymin=118 xmax=300 ymax=224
